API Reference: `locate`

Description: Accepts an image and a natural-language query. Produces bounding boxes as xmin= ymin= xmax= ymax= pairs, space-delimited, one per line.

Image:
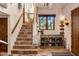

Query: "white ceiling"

xmin=0 ymin=11 xmax=8 ymax=18
xmin=36 ymin=3 xmax=69 ymax=9
xmin=0 ymin=11 xmax=8 ymax=16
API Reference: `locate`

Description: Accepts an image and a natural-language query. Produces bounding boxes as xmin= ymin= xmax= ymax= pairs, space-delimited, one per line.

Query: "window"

xmin=39 ymin=15 xmax=55 ymax=30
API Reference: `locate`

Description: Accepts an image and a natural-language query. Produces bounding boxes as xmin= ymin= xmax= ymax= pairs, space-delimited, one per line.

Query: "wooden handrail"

xmin=11 ymin=4 xmax=26 ymax=34
xmin=11 ymin=13 xmax=23 ymax=34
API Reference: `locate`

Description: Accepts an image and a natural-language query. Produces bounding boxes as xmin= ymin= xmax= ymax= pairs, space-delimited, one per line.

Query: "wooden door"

xmin=0 ymin=18 xmax=8 ymax=53
xmin=71 ymin=7 xmax=79 ymax=55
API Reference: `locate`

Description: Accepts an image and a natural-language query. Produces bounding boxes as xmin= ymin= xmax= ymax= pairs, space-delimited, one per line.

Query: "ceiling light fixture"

xmin=44 ymin=3 xmax=49 ymax=6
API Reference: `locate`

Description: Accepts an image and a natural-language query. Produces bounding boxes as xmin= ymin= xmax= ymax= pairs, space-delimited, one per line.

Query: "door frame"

xmin=71 ymin=7 xmax=79 ymax=55
xmin=0 ymin=11 xmax=9 ymax=55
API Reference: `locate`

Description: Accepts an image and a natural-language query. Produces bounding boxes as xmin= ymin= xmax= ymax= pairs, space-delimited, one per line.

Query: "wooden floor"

xmin=37 ymin=47 xmax=70 ymax=56
xmin=0 ymin=47 xmax=74 ymax=56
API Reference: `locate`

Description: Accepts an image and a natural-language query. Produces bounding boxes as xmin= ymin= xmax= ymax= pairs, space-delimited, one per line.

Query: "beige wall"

xmin=63 ymin=3 xmax=79 ymax=51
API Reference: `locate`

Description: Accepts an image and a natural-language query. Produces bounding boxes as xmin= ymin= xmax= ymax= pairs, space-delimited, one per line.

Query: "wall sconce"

xmin=64 ymin=18 xmax=69 ymax=26
xmin=60 ymin=16 xmax=65 ymax=27
xmin=60 ymin=16 xmax=69 ymax=26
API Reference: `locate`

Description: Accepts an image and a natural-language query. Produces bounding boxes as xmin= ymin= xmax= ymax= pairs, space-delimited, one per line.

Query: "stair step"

xmin=12 ymin=54 xmax=37 ymax=56
xmin=21 ymin=26 xmax=32 ymax=29
xmin=11 ymin=49 xmax=38 ymax=55
xmin=22 ymin=24 xmax=32 ymax=27
xmin=19 ymin=31 xmax=32 ymax=34
xmin=18 ymin=34 xmax=27 ymax=37
xmin=17 ymin=37 xmax=32 ymax=39
xmin=18 ymin=33 xmax=32 ymax=37
xmin=15 ymin=41 xmax=32 ymax=45
xmin=23 ymin=23 xmax=32 ymax=26
xmin=12 ymin=49 xmax=38 ymax=51
xmin=16 ymin=38 xmax=32 ymax=41
xmin=20 ymin=29 xmax=32 ymax=31
xmin=13 ymin=45 xmax=38 ymax=49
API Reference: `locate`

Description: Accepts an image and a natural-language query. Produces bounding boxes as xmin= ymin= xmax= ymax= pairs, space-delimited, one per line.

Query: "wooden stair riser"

xmin=11 ymin=51 xmax=38 ymax=55
xmin=18 ymin=34 xmax=32 ymax=38
xmin=22 ymin=26 xmax=32 ymax=28
xmin=22 ymin=23 xmax=32 ymax=25
xmin=21 ymin=26 xmax=32 ymax=29
xmin=20 ymin=29 xmax=32 ymax=31
xmin=16 ymin=38 xmax=32 ymax=41
xmin=17 ymin=37 xmax=31 ymax=39
xmin=18 ymin=34 xmax=27 ymax=37
xmin=19 ymin=31 xmax=32 ymax=34
xmin=15 ymin=41 xmax=32 ymax=45
xmin=13 ymin=46 xmax=38 ymax=49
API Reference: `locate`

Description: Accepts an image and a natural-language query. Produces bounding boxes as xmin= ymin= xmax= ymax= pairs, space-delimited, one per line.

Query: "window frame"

xmin=39 ymin=15 xmax=56 ymax=30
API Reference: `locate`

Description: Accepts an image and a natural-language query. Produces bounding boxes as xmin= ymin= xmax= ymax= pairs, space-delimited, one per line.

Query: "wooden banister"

xmin=11 ymin=13 xmax=23 ymax=34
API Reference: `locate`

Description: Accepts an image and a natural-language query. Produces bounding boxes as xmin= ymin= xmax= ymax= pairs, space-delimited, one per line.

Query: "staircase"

xmin=11 ymin=22 xmax=38 ymax=56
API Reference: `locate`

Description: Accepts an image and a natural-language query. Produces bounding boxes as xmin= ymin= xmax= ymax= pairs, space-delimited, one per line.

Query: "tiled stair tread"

xmin=19 ymin=32 xmax=32 ymax=34
xmin=12 ymin=49 xmax=38 ymax=51
xmin=15 ymin=41 xmax=32 ymax=45
xmin=18 ymin=34 xmax=32 ymax=37
xmin=12 ymin=54 xmax=35 ymax=55
xmin=22 ymin=23 xmax=32 ymax=26
xmin=19 ymin=30 xmax=32 ymax=34
xmin=11 ymin=51 xmax=38 ymax=54
xmin=22 ymin=24 xmax=32 ymax=26
xmin=15 ymin=41 xmax=32 ymax=44
xmin=22 ymin=25 xmax=32 ymax=28
xmin=16 ymin=37 xmax=32 ymax=39
xmin=13 ymin=45 xmax=33 ymax=46
xmin=13 ymin=45 xmax=38 ymax=49
xmin=15 ymin=41 xmax=32 ymax=42
xmin=23 ymin=23 xmax=32 ymax=24
xmin=21 ymin=27 xmax=32 ymax=29
xmin=23 ymin=23 xmax=32 ymax=25
xmin=20 ymin=29 xmax=32 ymax=31
xmin=11 ymin=50 xmax=38 ymax=54
xmin=18 ymin=34 xmax=32 ymax=36
xmin=17 ymin=37 xmax=32 ymax=39
xmin=20 ymin=29 xmax=32 ymax=32
xmin=16 ymin=38 xmax=31 ymax=40
xmin=19 ymin=33 xmax=32 ymax=36
xmin=18 ymin=34 xmax=27 ymax=37
xmin=18 ymin=34 xmax=28 ymax=35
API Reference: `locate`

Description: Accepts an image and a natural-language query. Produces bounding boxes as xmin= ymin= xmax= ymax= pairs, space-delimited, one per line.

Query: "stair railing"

xmin=11 ymin=5 xmax=25 ymax=34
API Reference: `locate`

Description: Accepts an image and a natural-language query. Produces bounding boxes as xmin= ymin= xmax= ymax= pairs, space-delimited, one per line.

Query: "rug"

xmin=52 ymin=52 xmax=73 ymax=56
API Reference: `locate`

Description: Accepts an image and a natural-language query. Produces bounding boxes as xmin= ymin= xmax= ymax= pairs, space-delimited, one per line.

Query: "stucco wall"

xmin=63 ymin=3 xmax=79 ymax=51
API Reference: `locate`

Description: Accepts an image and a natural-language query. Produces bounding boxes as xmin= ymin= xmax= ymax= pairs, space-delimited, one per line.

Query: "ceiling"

xmin=0 ymin=11 xmax=8 ymax=16
xmin=0 ymin=11 xmax=8 ymax=18
xmin=36 ymin=3 xmax=69 ymax=9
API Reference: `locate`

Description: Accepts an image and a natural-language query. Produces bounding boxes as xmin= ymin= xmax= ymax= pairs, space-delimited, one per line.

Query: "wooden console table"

xmin=40 ymin=35 xmax=64 ymax=48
